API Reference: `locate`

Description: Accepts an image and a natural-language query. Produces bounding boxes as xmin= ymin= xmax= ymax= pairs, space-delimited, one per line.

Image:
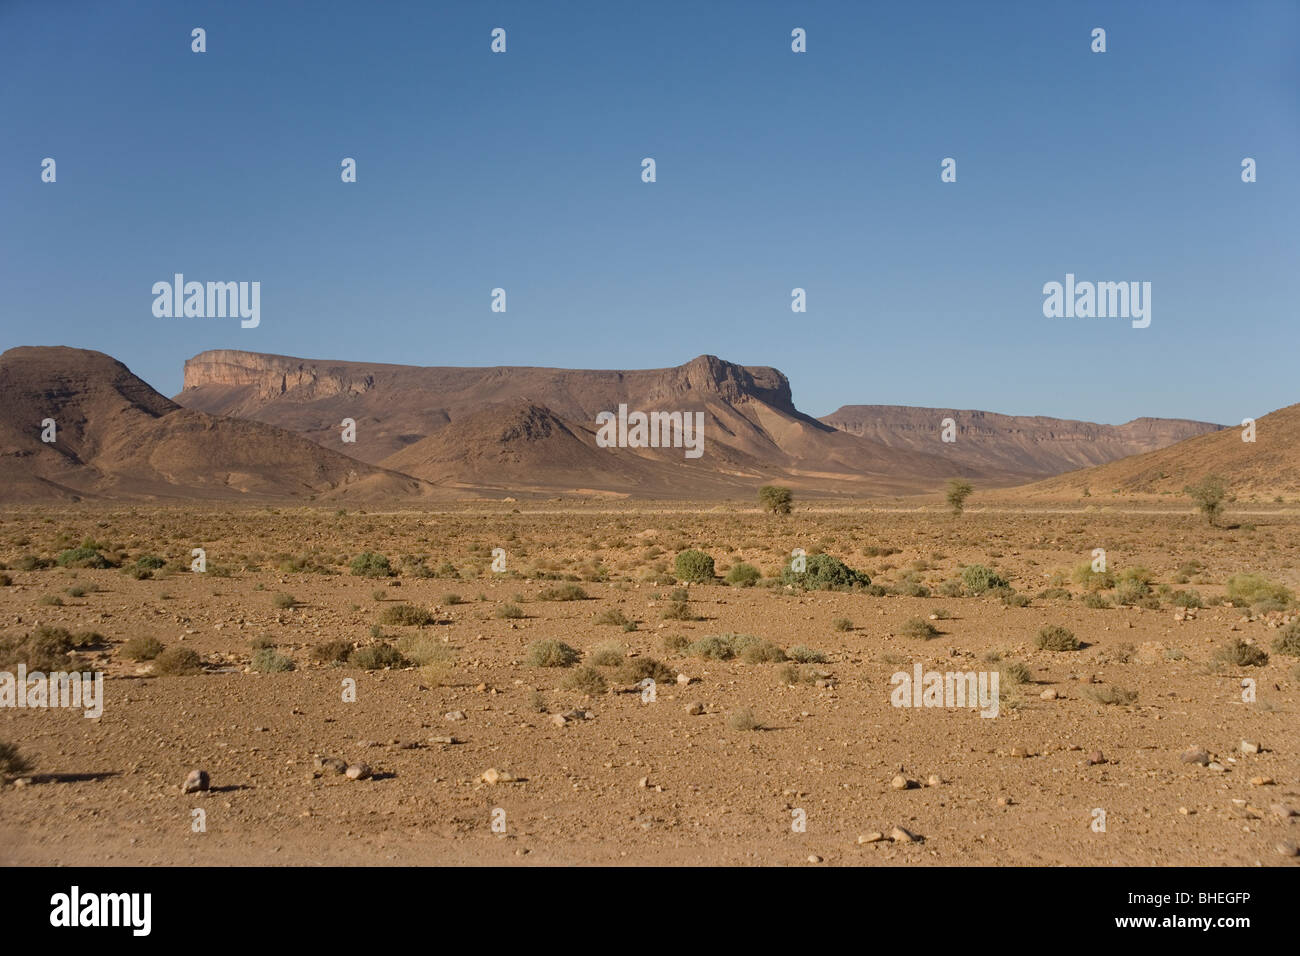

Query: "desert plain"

xmin=1 ymin=501 xmax=1297 ymax=866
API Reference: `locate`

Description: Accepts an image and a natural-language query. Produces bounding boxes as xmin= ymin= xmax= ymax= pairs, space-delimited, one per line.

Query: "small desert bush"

xmin=312 ymin=640 xmax=353 ymax=664
xmin=1225 ymin=573 xmax=1292 ymax=606
xmin=526 ymin=639 xmax=581 ymax=667
xmin=688 ymin=634 xmax=735 ymax=660
xmin=66 ymin=586 xmax=87 ymax=598
xmin=615 ymin=657 xmax=675 ymax=684
xmin=1035 ymin=625 xmax=1079 ymax=651
xmin=961 ymin=564 xmax=1009 ymax=595
xmin=251 ymin=647 xmax=295 ymax=673
xmin=563 ymin=665 xmax=607 ymax=695
xmin=593 ymin=608 xmax=630 ymax=627
xmin=1170 ymin=589 xmax=1203 ymax=609
xmin=0 ymin=740 xmax=32 ymax=777
xmin=781 ymin=553 xmax=870 ymax=591
xmin=727 ymin=708 xmax=761 ymax=731
xmin=153 ymin=646 xmax=202 ymax=675
xmin=496 ymin=603 xmax=524 ymax=619
xmin=588 ymin=642 xmax=625 ymax=666
xmin=122 ymin=635 xmax=164 ymax=661
xmin=379 ymin=603 xmax=436 ymax=627
xmin=56 ymin=545 xmax=117 ymax=569
xmin=38 ymin=594 xmax=63 ymax=606
xmin=1002 ymin=590 xmax=1031 ymax=608
xmin=1271 ymin=622 xmax=1300 ymax=657
xmin=725 ymin=562 xmax=761 ymax=587
xmin=662 ymin=633 xmax=690 ymax=654
xmin=1000 ymin=662 xmax=1032 ymax=685
xmin=738 ymin=639 xmax=786 ymax=664
xmin=349 ymin=552 xmax=394 ymax=578
xmin=272 ymin=592 xmax=297 ymax=609
xmin=350 ymin=643 xmax=406 ymax=670
xmin=441 ymin=593 xmax=464 ymax=605
xmin=661 ymin=600 xmax=696 ymax=621
xmin=831 ymin=617 xmax=853 ymax=632
xmin=1214 ymin=639 xmax=1268 ymax=667
xmin=901 ymin=617 xmax=939 ymax=640
xmin=787 ymin=645 xmax=827 ymax=664
xmin=1084 ymin=684 xmax=1138 ymax=706
xmin=674 ymin=550 xmax=715 ymax=584
xmin=538 ymin=584 xmax=588 ymax=601
xmin=1083 ymin=593 xmax=1112 ymax=609
xmin=1072 ymin=563 xmax=1116 ymax=591
xmin=1 ymin=626 xmax=76 ymax=671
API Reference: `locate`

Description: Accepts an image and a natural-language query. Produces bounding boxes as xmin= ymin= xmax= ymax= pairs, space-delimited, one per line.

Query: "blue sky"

xmin=2 ymin=0 xmax=1296 ymax=425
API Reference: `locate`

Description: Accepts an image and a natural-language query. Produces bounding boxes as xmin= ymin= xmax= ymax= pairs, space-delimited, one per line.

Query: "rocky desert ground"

xmin=1 ymin=502 xmax=1297 ymax=866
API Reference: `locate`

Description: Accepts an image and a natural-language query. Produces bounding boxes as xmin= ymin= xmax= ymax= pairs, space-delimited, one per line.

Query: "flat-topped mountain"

xmin=0 ymin=347 xmax=431 ymax=502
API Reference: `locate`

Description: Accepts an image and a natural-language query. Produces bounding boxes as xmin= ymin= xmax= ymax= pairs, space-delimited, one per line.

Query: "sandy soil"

xmin=1 ymin=504 xmax=1297 ymax=866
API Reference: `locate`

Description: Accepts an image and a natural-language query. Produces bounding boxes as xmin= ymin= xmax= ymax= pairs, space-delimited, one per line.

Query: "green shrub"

xmin=588 ymin=642 xmax=625 ymax=666
xmin=56 ymin=546 xmax=117 ymax=569
xmin=349 ymin=552 xmax=394 ymax=578
xmin=563 ymin=665 xmax=607 ymax=695
xmin=350 ymin=643 xmax=406 ymax=669
xmin=961 ymin=565 xmax=1008 ymax=595
xmin=251 ymin=648 xmax=295 ymax=672
xmin=526 ymin=640 xmax=580 ymax=667
xmin=688 ymin=635 xmax=735 ymax=660
xmin=1171 ymin=589 xmax=1203 ymax=609
xmin=725 ymin=562 xmax=761 ymax=587
xmin=1072 ymin=563 xmax=1116 ymax=591
xmin=758 ymin=485 xmax=793 ymax=515
xmin=153 ymin=646 xmax=202 ymax=675
xmin=787 ymin=645 xmax=827 ymax=664
xmin=1035 ymin=625 xmax=1079 ymax=651
xmin=538 ymin=584 xmax=588 ymax=601
xmin=901 ymin=617 xmax=939 ymax=640
xmin=122 ymin=635 xmax=164 ymax=661
xmin=674 ymin=550 xmax=716 ymax=584
xmin=1225 ymin=574 xmax=1292 ymax=606
xmin=379 ymin=604 xmax=436 ymax=627
xmin=781 ymin=553 xmax=870 ymax=591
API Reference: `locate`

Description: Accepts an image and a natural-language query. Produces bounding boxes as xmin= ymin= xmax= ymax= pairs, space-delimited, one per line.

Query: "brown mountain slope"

xmin=820 ymin=405 xmax=1222 ymax=479
xmin=177 ymin=350 xmax=982 ymax=496
xmin=1014 ymin=403 xmax=1299 ymax=500
xmin=0 ymin=347 xmax=432 ymax=502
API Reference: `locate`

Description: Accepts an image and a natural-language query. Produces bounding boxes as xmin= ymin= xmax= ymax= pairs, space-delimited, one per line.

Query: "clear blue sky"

xmin=2 ymin=0 xmax=1296 ymax=425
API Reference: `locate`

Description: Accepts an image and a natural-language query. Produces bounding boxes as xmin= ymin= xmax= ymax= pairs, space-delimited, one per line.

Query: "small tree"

xmin=758 ymin=485 xmax=793 ymax=515
xmin=946 ymin=478 xmax=973 ymax=515
xmin=1185 ymin=474 xmax=1227 ymax=526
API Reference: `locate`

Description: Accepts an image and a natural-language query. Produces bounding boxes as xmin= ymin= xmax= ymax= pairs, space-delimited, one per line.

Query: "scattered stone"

xmin=807 ymin=854 xmax=822 ymax=863
xmin=890 ymin=774 xmax=914 ymax=790
xmin=444 ymin=710 xmax=466 ymax=721
xmin=1180 ymin=746 xmax=1211 ymax=766
xmin=345 ymin=763 xmax=371 ymax=781
xmin=889 ymin=826 xmax=919 ymax=843
xmin=1250 ymin=776 xmax=1275 ymax=787
xmin=1040 ymin=689 xmax=1058 ymax=700
xmin=996 ymin=796 xmax=1014 ymax=807
xmin=1009 ymin=746 xmax=1031 ymax=758
xmin=684 ymin=701 xmax=705 ymax=716
xmin=181 ymin=769 xmax=209 ymax=793
xmin=1088 ymin=751 xmax=1107 ymax=766
xmin=314 ymin=755 xmax=347 ymax=774
xmin=1276 ymin=841 xmax=1299 ymax=858
xmin=1271 ymin=803 xmax=1297 ymax=819
xmin=549 ymin=713 xmax=567 ymax=727
xmin=481 ymin=768 xmax=516 ymax=785
xmin=1240 ymin=740 xmax=1261 ymax=754
xmin=1208 ymin=762 xmax=1227 ymax=773
xmin=926 ymin=774 xmax=942 ymax=787
xmin=428 ymin=735 xmax=458 ymax=745
xmin=676 ymin=673 xmax=691 ymax=685
xmin=858 ymin=831 xmax=886 ymax=844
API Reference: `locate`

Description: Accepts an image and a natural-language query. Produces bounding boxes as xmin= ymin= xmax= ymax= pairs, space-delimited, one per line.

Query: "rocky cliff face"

xmin=182 ymin=350 xmax=376 ymax=400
